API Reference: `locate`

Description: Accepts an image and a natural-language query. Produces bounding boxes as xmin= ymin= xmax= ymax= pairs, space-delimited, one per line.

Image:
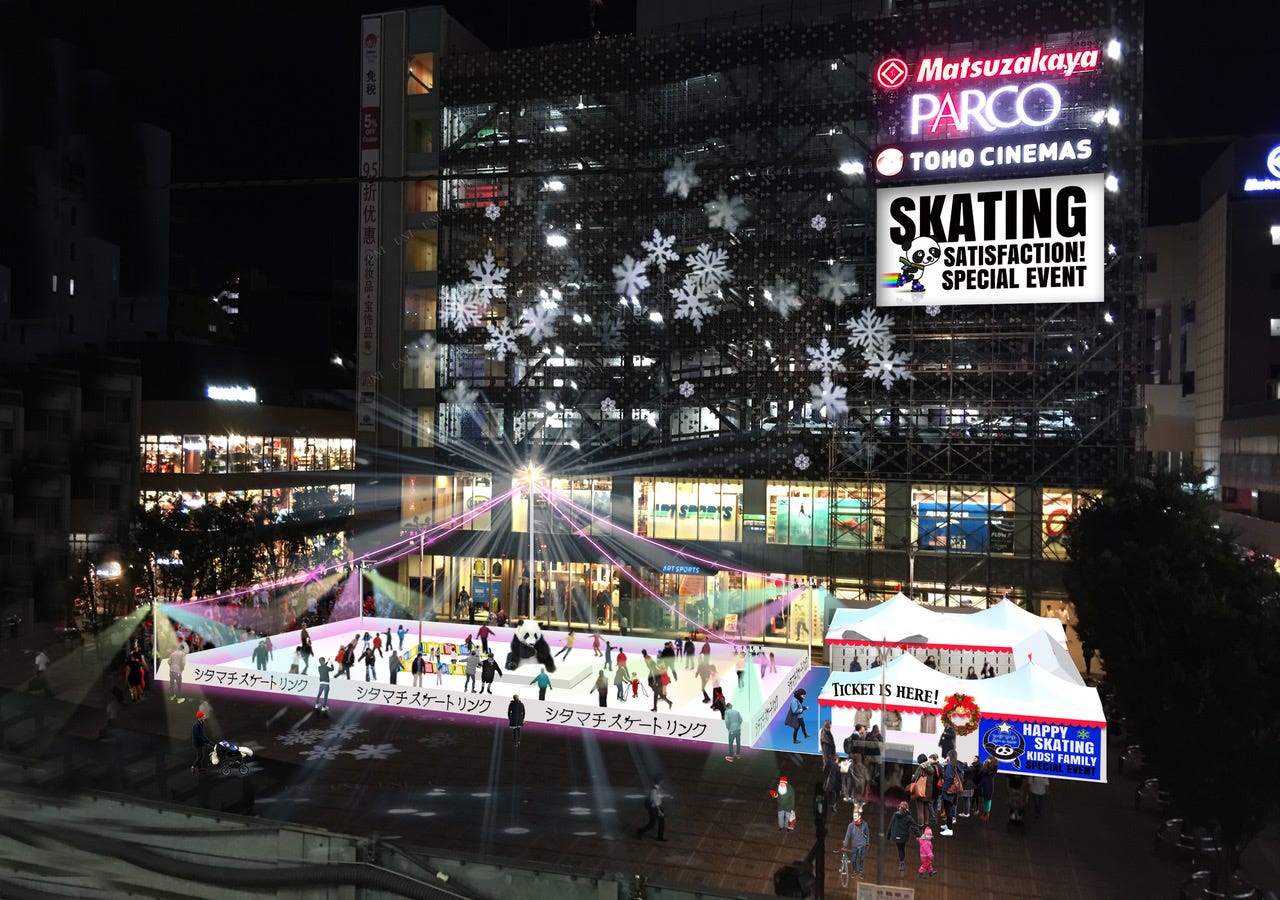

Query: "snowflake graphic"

xmin=678 ymin=380 xmax=695 ymax=398
xmin=811 ymin=214 xmax=827 ymax=231
xmin=925 ymin=306 xmax=940 ymax=317
xmin=684 ymin=244 xmax=733 ymax=293
xmin=518 ymin=302 xmax=560 ymax=345
xmin=443 ymin=380 xmax=480 ymax=412
xmin=324 ymin=724 xmax=368 ymax=742
xmin=440 ymin=284 xmax=486 ymax=333
xmin=346 ymin=743 xmax=401 ymax=761
xmin=593 ymin=311 xmax=625 ymax=351
xmin=612 ymin=254 xmax=650 ymax=298
xmin=840 ymin=429 xmax=878 ymax=466
xmin=416 ymin=733 xmax=461 ymax=748
xmin=816 ymin=263 xmax=859 ymax=306
xmin=640 ymin=229 xmax=680 ymax=273
xmin=467 ymin=249 xmax=509 ymax=300
xmin=704 ymin=192 xmax=751 ymax=233
xmin=670 ymin=282 xmax=717 ymax=332
xmin=863 ymin=349 xmax=915 ymax=389
xmin=663 ymin=157 xmax=702 ymax=199
xmin=484 ymin=317 xmax=521 ymax=361
xmin=600 ymin=397 xmax=618 ymax=415
xmin=484 ymin=203 xmax=501 ymax=221
xmin=300 ymin=746 xmax=343 ymax=762
xmin=809 ymin=377 xmax=849 ymax=418
xmin=276 ymin=728 xmax=330 ymax=747
xmin=794 ymin=453 xmax=812 ymax=471
xmin=763 ymin=279 xmax=802 ymax=319
xmin=805 ymin=338 xmax=846 ymax=376
xmin=845 ymin=307 xmax=896 ymax=354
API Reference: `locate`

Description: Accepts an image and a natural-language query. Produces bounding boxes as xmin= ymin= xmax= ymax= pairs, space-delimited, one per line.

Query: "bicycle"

xmin=836 ymin=848 xmax=852 ymax=888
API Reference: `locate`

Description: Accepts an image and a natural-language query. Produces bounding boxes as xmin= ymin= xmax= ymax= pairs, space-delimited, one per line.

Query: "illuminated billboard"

xmin=876 ymin=173 xmax=1105 ymax=307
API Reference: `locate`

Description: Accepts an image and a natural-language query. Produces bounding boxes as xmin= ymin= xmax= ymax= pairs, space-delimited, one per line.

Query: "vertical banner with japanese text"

xmin=357 ymin=16 xmax=382 ymax=432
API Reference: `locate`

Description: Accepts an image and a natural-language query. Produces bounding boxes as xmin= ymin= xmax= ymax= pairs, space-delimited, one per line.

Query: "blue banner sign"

xmin=978 ymin=719 xmax=1104 ymax=782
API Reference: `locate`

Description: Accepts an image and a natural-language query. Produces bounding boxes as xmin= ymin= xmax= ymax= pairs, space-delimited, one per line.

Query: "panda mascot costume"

xmin=506 ymin=619 xmax=557 ymax=673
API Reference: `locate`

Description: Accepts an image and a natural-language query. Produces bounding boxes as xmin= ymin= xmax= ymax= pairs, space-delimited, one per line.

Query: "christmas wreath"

xmin=941 ymin=692 xmax=981 ymax=737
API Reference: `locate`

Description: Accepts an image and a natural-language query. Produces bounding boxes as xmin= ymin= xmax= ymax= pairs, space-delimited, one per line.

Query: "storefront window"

xmin=634 ymin=479 xmax=742 ymax=542
xmin=912 ymin=484 xmax=1016 ymax=554
xmin=513 ymin=476 xmax=612 ymax=535
xmin=1041 ymin=488 xmax=1099 ymax=559
xmin=766 ymin=481 xmax=885 ymax=548
xmin=403 ymin=289 xmax=437 ymax=332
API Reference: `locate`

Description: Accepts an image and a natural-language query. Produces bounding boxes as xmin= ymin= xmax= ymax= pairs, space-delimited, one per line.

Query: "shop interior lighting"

xmin=546 ymin=232 xmax=568 ymax=248
xmin=838 ymin=160 xmax=864 ymax=176
xmin=1106 ymin=39 xmax=1122 ymax=61
xmin=1104 ymin=174 xmax=1119 ymax=192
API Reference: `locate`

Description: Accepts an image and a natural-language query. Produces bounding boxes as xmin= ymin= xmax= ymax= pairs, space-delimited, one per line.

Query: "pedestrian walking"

xmin=464 ymin=653 xmax=480 ymax=693
xmin=786 ymin=689 xmax=809 ymax=743
xmin=976 ymin=756 xmax=998 ymax=819
xmin=909 ymin=754 xmax=934 ymax=826
xmin=842 ymin=807 xmax=870 ymax=879
xmin=315 ymin=657 xmax=333 ymax=712
xmin=555 ymin=631 xmax=576 ymax=661
xmin=592 ymin=670 xmax=608 ymax=707
xmin=770 ymin=776 xmax=796 ymax=832
xmin=819 ymin=720 xmax=837 ymax=768
xmin=481 ymin=653 xmax=500 ymax=693
xmin=724 ymin=702 xmax=743 ymax=761
xmin=940 ymin=750 xmax=962 ymax=834
xmin=252 ymin=640 xmax=269 ymax=672
xmin=652 ymin=668 xmax=674 ymax=711
xmin=917 ymin=826 xmax=935 ymax=878
xmin=190 ymin=709 xmax=213 ymax=774
xmin=168 ymin=645 xmax=186 ymax=702
xmin=1028 ymin=775 xmax=1049 ymax=818
xmin=938 ymin=722 xmax=956 ymax=759
xmin=411 ymin=651 xmax=426 ymax=688
xmin=397 ymin=624 xmax=407 ymax=651
xmin=889 ymin=801 xmax=921 ymax=873
xmin=636 ymin=778 xmax=667 ymax=841
xmin=530 ymin=666 xmax=552 ymax=701
xmin=388 ymin=650 xmax=401 ymax=684
xmin=508 ymin=694 xmax=525 ymax=746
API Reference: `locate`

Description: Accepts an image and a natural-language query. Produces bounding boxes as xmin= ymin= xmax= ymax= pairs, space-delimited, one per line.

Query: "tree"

xmin=1064 ymin=471 xmax=1280 ymax=880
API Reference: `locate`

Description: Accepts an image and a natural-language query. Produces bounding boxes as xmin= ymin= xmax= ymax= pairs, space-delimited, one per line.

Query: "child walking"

xmin=918 ymin=826 xmax=935 ymax=879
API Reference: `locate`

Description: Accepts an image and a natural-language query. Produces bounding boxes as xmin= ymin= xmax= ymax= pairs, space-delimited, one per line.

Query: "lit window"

xmin=1271 ymin=225 xmax=1280 ymax=245
xmin=68 ymin=278 xmax=75 ymax=296
xmin=1270 ymin=319 xmax=1280 ymax=337
xmin=51 ymin=274 xmax=57 ymax=293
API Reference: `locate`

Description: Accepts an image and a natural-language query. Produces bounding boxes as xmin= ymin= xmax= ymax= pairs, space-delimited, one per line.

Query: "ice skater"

xmin=315 ymin=657 xmax=332 ymax=713
xmin=555 ymin=631 xmax=576 ymax=661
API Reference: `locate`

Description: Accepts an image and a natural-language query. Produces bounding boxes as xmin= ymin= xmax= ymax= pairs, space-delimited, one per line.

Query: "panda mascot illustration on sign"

xmin=506 ymin=618 xmax=557 ymax=673
xmin=895 ymin=236 xmax=942 ymax=292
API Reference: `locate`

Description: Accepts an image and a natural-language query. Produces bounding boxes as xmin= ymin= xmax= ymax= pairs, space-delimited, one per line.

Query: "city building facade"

xmin=357 ymin=0 xmax=1145 ymax=639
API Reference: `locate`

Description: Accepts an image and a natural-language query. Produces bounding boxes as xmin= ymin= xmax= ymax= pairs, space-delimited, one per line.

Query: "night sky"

xmin=14 ymin=0 xmax=1277 ymax=291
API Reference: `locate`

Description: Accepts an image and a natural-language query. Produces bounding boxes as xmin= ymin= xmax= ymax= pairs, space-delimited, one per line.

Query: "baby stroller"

xmin=209 ymin=739 xmax=255 ymax=776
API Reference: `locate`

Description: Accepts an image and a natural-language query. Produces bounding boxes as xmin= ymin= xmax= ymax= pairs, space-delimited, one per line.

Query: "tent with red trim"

xmin=968 ymin=598 xmax=1068 ymax=645
xmin=1010 ymin=629 xmax=1083 ymax=685
xmin=818 ymin=652 xmax=958 ymax=715
xmin=975 ymin=660 xmax=1104 ymax=727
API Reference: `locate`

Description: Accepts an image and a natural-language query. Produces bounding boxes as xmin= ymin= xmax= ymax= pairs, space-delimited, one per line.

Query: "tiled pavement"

xmin=0 ymin=628 xmax=1265 ymax=898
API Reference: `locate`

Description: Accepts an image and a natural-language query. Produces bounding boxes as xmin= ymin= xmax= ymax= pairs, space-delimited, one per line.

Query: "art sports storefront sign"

xmin=873 ymin=44 xmax=1104 ymax=181
xmin=876 ymin=173 xmax=1104 ymax=307
xmin=979 ymin=719 xmax=1105 ymax=783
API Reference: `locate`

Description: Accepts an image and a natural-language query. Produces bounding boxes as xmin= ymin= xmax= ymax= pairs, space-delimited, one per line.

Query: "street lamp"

xmin=520 ymin=465 xmax=543 ymax=620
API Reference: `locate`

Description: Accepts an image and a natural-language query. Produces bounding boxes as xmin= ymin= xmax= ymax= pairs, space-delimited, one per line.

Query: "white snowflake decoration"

xmin=845 ymin=307 xmax=896 ymax=354
xmin=300 ymin=746 xmax=344 ymax=762
xmin=640 ymin=229 xmax=680 ymax=273
xmin=483 ymin=317 xmax=521 ymax=361
xmin=346 ymin=743 xmax=401 ymax=761
xmin=593 ymin=311 xmax=624 ymax=351
xmin=416 ymin=733 xmax=460 ymax=748
xmin=811 ymin=214 xmax=827 ymax=231
xmin=763 ymin=279 xmax=802 ymax=319
xmin=663 ymin=157 xmax=701 ymax=199
xmin=805 ymin=338 xmax=846 ymax=376
xmin=443 ymin=380 xmax=480 ymax=412
xmin=518 ymin=302 xmax=559 ymax=345
xmin=484 ymin=203 xmax=501 ymax=221
xmin=816 ymin=263 xmax=859 ymax=306
xmin=925 ymin=306 xmax=940 ymax=317
xmin=863 ymin=349 xmax=915 ymax=389
xmin=704 ymin=192 xmax=751 ymax=234
xmin=684 ymin=244 xmax=733 ymax=293
xmin=324 ymin=724 xmax=367 ymax=741
xmin=466 ymin=249 xmax=509 ymax=300
xmin=670 ymin=282 xmax=717 ymax=332
xmin=276 ymin=728 xmax=330 ymax=747
xmin=678 ymin=381 xmax=695 ymax=398
xmin=440 ymin=284 xmax=486 ymax=333
xmin=809 ymin=377 xmax=849 ymax=418
xmin=612 ymin=254 xmax=650 ymax=298
xmin=794 ymin=453 xmax=811 ymax=471
xmin=600 ymin=397 xmax=618 ymax=415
